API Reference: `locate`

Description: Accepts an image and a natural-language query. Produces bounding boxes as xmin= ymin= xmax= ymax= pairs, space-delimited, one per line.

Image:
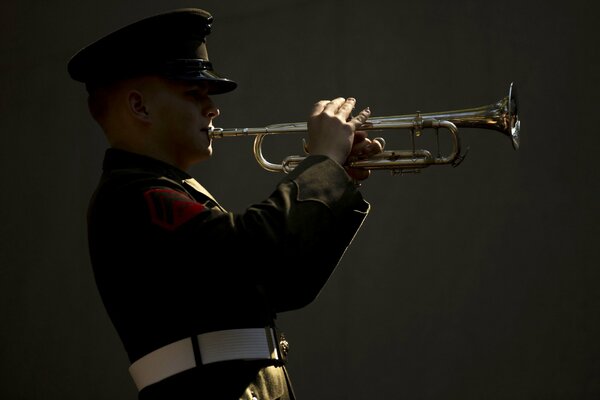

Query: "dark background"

xmin=1 ymin=0 xmax=599 ymax=399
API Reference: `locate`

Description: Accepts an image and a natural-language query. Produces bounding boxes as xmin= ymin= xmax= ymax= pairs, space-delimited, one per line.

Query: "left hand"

xmin=344 ymin=130 xmax=385 ymax=181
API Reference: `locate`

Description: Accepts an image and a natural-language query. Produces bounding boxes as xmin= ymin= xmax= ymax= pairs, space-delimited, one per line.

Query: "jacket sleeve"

xmin=234 ymin=155 xmax=370 ymax=311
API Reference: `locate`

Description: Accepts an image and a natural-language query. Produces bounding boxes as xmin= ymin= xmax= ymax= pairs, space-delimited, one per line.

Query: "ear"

xmin=127 ymin=90 xmax=151 ymax=122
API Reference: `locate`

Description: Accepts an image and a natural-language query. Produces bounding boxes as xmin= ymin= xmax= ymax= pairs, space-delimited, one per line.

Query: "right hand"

xmin=306 ymin=97 xmax=371 ymax=166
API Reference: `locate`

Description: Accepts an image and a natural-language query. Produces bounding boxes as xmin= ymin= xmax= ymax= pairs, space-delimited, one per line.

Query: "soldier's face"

xmin=145 ymin=78 xmax=220 ymax=169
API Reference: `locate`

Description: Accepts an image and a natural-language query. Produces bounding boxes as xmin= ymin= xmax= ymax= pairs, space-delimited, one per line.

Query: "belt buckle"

xmin=278 ymin=332 xmax=289 ymax=361
xmin=269 ymin=327 xmax=289 ymax=364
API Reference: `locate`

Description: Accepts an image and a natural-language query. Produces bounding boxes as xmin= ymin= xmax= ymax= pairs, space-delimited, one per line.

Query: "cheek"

xmin=165 ymin=104 xmax=200 ymax=133
xmin=180 ymin=103 xmax=203 ymax=129
xmin=152 ymin=96 xmax=204 ymax=144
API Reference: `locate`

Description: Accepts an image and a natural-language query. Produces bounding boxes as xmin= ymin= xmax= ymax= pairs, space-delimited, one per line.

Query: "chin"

xmin=193 ymin=147 xmax=212 ymax=162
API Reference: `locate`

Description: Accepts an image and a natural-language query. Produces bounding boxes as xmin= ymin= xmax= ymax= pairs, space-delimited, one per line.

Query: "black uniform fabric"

xmin=87 ymin=148 xmax=370 ymax=399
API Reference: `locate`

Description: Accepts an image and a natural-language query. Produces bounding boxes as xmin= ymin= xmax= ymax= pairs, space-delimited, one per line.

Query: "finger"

xmin=347 ymin=107 xmax=371 ymax=129
xmin=345 ymin=166 xmax=371 ymax=182
xmin=353 ymin=130 xmax=367 ymax=140
xmin=372 ymin=137 xmax=386 ymax=150
xmin=335 ymin=97 xmax=356 ymax=119
xmin=366 ymin=137 xmax=384 ymax=155
xmin=348 ymin=140 xmax=373 ymax=161
xmin=348 ymin=136 xmax=384 ymax=162
xmin=322 ymin=97 xmax=347 ymax=115
xmin=310 ymin=100 xmax=331 ymax=117
xmin=349 ymin=137 xmax=371 ymax=157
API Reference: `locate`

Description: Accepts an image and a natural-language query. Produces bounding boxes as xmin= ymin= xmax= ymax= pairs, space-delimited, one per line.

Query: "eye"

xmin=186 ymin=90 xmax=205 ymax=100
xmin=185 ymin=83 xmax=210 ymax=101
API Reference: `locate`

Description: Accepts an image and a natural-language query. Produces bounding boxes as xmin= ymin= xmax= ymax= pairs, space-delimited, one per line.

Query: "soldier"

xmin=68 ymin=8 xmax=382 ymax=400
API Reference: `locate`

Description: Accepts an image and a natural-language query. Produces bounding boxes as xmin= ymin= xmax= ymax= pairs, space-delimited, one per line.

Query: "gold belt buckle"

xmin=278 ymin=332 xmax=289 ymax=361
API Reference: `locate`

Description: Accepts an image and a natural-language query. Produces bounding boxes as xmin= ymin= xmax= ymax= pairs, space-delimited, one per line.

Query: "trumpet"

xmin=209 ymin=83 xmax=520 ymax=174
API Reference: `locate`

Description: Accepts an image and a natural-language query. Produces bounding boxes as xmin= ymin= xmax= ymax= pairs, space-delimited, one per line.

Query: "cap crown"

xmin=67 ymin=8 xmax=236 ymax=94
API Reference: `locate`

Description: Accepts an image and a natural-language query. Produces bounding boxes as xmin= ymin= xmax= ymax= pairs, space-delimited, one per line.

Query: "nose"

xmin=204 ymin=98 xmax=220 ymax=119
xmin=208 ymin=107 xmax=220 ymax=119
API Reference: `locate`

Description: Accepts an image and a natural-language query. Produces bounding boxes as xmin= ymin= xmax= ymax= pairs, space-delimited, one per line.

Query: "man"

xmin=68 ymin=8 xmax=382 ymax=400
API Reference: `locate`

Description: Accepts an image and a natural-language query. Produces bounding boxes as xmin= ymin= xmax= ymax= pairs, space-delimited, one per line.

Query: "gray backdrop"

xmin=1 ymin=0 xmax=599 ymax=399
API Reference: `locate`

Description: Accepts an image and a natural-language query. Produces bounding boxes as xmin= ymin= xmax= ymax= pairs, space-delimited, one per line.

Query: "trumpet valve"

xmin=413 ymin=111 xmax=423 ymax=137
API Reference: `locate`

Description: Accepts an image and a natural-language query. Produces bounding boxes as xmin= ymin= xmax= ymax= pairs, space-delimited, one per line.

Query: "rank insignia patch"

xmin=144 ymin=188 xmax=207 ymax=230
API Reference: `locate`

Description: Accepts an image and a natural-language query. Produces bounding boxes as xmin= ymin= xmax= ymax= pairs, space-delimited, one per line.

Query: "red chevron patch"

xmin=143 ymin=188 xmax=207 ymax=230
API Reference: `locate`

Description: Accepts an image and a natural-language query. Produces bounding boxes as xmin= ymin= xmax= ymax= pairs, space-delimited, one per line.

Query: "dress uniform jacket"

xmin=87 ymin=148 xmax=370 ymax=399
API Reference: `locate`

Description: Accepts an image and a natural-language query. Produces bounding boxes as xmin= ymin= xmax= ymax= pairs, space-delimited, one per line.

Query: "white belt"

xmin=129 ymin=327 xmax=282 ymax=391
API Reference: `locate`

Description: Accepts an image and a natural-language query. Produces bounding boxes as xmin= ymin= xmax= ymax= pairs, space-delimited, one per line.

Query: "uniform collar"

xmin=102 ymin=148 xmax=192 ymax=181
xmin=102 ymin=148 xmax=225 ymax=211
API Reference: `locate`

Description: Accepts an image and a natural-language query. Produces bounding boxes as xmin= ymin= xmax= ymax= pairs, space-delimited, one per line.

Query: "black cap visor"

xmin=160 ymin=59 xmax=237 ymax=95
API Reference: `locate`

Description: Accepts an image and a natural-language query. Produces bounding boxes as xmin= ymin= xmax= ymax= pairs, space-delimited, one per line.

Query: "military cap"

xmin=67 ymin=8 xmax=237 ymax=94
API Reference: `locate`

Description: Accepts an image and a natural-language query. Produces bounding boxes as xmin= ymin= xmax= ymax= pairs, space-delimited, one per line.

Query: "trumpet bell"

xmin=364 ymin=82 xmax=520 ymax=150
